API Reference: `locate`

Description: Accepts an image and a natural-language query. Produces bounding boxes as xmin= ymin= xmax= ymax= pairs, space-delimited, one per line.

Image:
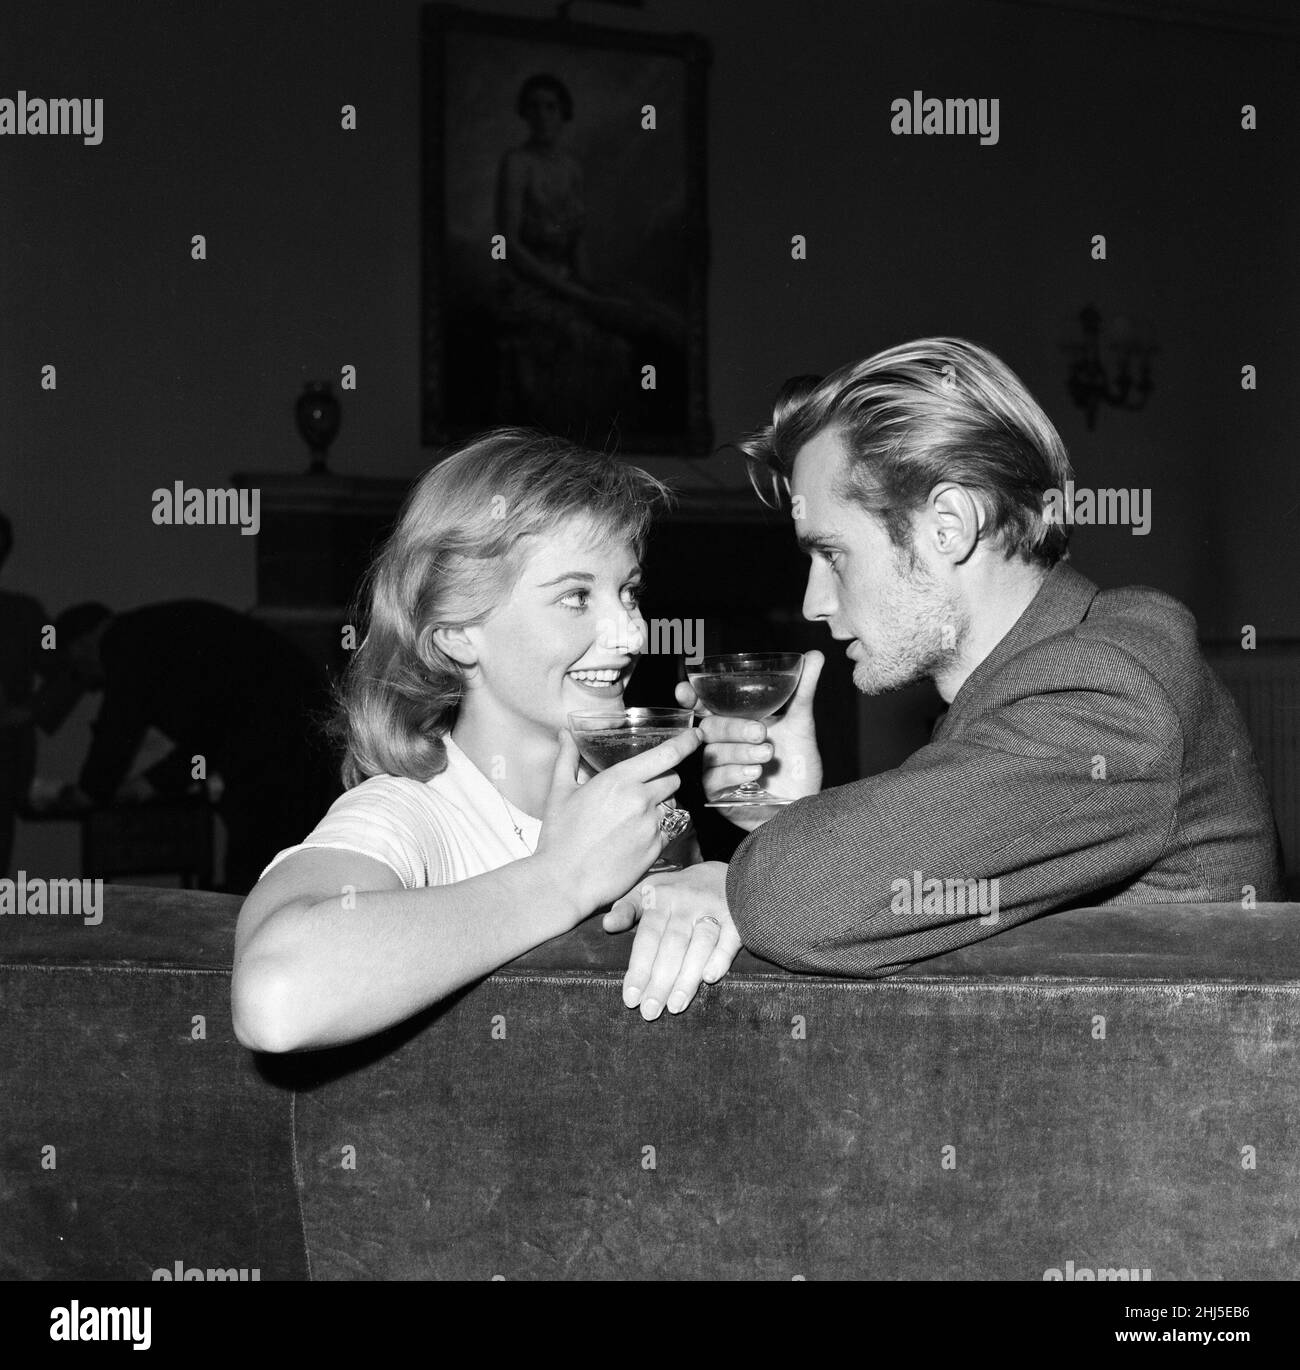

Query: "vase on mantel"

xmin=295 ymin=381 xmax=342 ymax=475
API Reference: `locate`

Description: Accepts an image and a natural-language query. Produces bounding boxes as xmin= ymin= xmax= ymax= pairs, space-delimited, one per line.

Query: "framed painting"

xmin=421 ymin=4 xmax=712 ymax=454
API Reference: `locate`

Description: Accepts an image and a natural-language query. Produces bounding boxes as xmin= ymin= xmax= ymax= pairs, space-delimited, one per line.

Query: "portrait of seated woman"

xmin=231 ymin=429 xmax=738 ymax=1054
xmin=492 ymin=72 xmax=686 ymax=436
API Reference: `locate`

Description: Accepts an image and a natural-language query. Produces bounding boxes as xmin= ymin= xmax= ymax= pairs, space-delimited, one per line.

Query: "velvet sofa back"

xmin=3 ymin=887 xmax=1299 ymax=1280
xmin=0 ymin=889 xmax=305 ymax=1281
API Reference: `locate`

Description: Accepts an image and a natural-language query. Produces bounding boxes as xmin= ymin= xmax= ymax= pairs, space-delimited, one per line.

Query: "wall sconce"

xmin=1061 ymin=305 xmax=1156 ymax=430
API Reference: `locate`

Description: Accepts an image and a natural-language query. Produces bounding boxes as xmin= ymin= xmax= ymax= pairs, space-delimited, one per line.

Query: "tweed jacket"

xmin=726 ymin=561 xmax=1284 ymax=975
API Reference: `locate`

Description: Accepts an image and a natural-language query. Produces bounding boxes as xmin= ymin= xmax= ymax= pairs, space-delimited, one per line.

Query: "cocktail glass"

xmin=567 ymin=706 xmax=695 ymax=874
xmin=687 ymin=652 xmax=804 ymax=806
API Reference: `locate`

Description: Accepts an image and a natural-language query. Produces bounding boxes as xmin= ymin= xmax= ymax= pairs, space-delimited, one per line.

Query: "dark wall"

xmin=3 ymin=0 xmax=1296 ymax=874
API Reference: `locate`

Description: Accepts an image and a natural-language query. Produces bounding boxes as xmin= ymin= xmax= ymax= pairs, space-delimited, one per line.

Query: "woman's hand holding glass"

xmin=534 ymin=725 xmax=702 ymax=917
xmin=674 ymin=649 xmax=826 ymax=832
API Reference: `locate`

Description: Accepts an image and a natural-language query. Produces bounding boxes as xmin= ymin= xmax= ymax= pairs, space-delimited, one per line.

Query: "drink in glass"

xmin=567 ymin=706 xmax=695 ymax=873
xmin=687 ymin=652 xmax=804 ymax=806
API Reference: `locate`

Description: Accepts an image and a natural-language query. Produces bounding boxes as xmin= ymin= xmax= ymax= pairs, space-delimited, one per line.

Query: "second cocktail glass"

xmin=687 ymin=652 xmax=804 ymax=806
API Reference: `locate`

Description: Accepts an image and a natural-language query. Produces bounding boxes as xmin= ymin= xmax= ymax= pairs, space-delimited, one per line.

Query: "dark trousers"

xmin=0 ymin=727 xmax=36 ymax=877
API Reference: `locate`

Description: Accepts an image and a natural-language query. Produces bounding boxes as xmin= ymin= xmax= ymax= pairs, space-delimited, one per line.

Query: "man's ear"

xmin=431 ymin=624 xmax=477 ymax=669
xmin=929 ymin=484 xmax=983 ymax=562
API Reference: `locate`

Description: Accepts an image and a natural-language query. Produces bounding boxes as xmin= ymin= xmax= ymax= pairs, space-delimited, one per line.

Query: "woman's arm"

xmin=232 ymin=726 xmax=701 ymax=1053
xmin=231 ymin=845 xmax=582 ymax=1054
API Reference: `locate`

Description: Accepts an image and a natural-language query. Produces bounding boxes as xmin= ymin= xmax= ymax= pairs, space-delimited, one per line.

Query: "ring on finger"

xmin=657 ymin=803 xmax=691 ymax=840
xmin=694 ymin=914 xmax=722 ymax=931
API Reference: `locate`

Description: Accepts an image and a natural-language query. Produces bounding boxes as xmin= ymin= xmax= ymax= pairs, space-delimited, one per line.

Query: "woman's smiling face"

xmin=457 ymin=515 xmax=646 ymax=737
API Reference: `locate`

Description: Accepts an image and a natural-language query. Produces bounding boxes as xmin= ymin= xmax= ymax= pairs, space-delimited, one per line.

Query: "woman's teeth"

xmin=568 ymin=668 xmax=622 ymax=687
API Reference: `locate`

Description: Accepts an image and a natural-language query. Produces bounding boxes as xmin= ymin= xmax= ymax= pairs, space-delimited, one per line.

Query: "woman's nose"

xmin=597 ymin=610 xmax=645 ymax=655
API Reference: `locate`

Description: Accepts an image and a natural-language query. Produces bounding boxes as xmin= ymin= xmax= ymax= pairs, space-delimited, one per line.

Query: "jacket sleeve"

xmin=725 ymin=641 xmax=1184 ymax=976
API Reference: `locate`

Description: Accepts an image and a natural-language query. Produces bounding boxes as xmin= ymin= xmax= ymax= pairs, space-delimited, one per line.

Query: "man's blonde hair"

xmin=741 ymin=338 xmax=1075 ymax=566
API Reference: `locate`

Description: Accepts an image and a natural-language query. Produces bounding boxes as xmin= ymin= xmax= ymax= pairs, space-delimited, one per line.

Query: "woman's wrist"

xmin=520 ymin=851 xmax=590 ymax=932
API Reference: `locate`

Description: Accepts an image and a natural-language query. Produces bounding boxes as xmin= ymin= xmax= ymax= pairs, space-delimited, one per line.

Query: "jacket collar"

xmin=935 ymin=559 xmax=1099 ymax=738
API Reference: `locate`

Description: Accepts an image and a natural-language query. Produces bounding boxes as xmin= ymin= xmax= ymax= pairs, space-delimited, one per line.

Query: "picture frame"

xmin=420 ymin=3 xmax=712 ymax=454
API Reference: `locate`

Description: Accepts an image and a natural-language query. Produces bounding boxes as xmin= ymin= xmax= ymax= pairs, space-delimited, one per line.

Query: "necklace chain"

xmin=454 ymin=733 xmax=532 ymax=852
xmin=495 ymin=785 xmax=530 ymax=851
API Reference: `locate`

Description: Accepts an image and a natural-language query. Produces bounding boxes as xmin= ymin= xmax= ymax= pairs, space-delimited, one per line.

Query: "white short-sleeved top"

xmin=260 ymin=735 xmax=542 ymax=888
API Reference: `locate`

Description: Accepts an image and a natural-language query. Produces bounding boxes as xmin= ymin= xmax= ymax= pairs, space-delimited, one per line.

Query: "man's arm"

xmin=726 ymin=642 xmax=1184 ymax=976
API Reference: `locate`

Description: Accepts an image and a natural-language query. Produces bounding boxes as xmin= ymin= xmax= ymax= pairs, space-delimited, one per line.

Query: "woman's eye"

xmin=559 ymin=584 xmax=643 ymax=612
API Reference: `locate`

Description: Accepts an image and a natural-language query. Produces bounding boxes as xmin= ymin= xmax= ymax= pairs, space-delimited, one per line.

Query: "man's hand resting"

xmin=603 ymin=861 xmax=741 ymax=1020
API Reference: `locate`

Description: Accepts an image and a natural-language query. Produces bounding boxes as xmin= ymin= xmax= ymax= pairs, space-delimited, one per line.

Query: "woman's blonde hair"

xmin=334 ymin=428 xmax=670 ymax=789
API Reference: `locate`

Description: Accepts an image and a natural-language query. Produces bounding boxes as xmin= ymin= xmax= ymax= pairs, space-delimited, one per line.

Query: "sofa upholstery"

xmin=3 ymin=886 xmax=1299 ymax=1280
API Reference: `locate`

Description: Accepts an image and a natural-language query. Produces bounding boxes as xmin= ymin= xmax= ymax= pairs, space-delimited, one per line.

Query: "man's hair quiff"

xmin=739 ymin=337 xmax=1075 ymax=566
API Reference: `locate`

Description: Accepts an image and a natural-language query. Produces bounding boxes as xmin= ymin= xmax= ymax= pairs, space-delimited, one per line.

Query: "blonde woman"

xmin=232 ymin=430 xmax=741 ymax=1053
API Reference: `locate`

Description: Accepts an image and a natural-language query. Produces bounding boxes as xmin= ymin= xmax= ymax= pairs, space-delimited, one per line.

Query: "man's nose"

xmin=802 ymin=561 xmax=836 ymax=623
